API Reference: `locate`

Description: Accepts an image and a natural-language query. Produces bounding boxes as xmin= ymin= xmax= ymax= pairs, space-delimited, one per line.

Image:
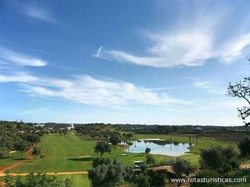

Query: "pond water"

xmin=124 ymin=141 xmax=193 ymax=156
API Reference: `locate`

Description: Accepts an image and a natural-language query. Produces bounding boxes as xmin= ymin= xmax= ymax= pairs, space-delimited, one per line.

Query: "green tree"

xmin=32 ymin=147 xmax=41 ymax=157
xmin=92 ymin=157 xmax=111 ymax=168
xmin=64 ymin=178 xmax=72 ymax=187
xmin=110 ymin=133 xmax=119 ymax=148
xmin=146 ymin=155 xmax=156 ymax=166
xmin=238 ymin=138 xmax=250 ymax=158
xmin=94 ymin=141 xmax=111 ymax=157
xmin=145 ymin=147 xmax=151 ymax=154
xmin=191 ymin=170 xmax=224 ymax=187
xmin=147 ymin=170 xmax=166 ymax=187
xmin=4 ymin=172 xmax=66 ymax=187
xmin=132 ymin=174 xmax=151 ymax=187
xmin=0 ymin=152 xmax=3 ymax=159
xmin=200 ymin=146 xmax=239 ymax=175
xmin=168 ymin=158 xmax=193 ymax=177
xmin=14 ymin=140 xmax=29 ymax=153
xmin=88 ymin=160 xmax=133 ymax=187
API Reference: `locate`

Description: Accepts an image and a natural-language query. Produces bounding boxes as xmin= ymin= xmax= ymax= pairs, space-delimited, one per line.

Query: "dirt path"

xmin=0 ymin=147 xmax=33 ymax=174
xmin=240 ymin=163 xmax=250 ymax=169
xmin=0 ymin=171 xmax=88 ymax=177
xmin=0 ymin=181 xmax=5 ymax=187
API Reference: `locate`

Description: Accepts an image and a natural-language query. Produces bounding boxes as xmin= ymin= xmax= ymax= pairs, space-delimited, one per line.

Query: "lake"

xmin=124 ymin=140 xmax=193 ymax=156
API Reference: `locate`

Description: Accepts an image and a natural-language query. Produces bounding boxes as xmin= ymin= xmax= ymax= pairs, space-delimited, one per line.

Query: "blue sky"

xmin=1 ymin=0 xmax=250 ymax=125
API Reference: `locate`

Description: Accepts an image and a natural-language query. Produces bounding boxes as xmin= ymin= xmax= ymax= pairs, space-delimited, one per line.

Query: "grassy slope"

xmin=0 ymin=152 xmax=25 ymax=168
xmin=56 ymin=174 xmax=90 ymax=187
xmin=3 ymin=132 xmax=247 ymax=187
xmin=10 ymin=132 xmax=236 ymax=173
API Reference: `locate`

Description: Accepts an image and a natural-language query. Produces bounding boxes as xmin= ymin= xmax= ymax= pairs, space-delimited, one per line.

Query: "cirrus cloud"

xmin=0 ymin=47 xmax=47 ymax=67
xmin=23 ymin=75 xmax=191 ymax=107
xmin=0 ymin=72 xmax=191 ymax=107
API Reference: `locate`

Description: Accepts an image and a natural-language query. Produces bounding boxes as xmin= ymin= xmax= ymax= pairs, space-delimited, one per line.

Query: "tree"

xmin=0 ymin=152 xmax=3 ymax=159
xmin=13 ymin=140 xmax=29 ymax=153
xmin=228 ymin=67 xmax=250 ymax=127
xmin=191 ymin=170 xmax=223 ymax=187
xmin=168 ymin=158 xmax=193 ymax=187
xmin=146 ymin=155 xmax=156 ymax=166
xmin=94 ymin=141 xmax=111 ymax=157
xmin=92 ymin=157 xmax=111 ymax=168
xmin=238 ymin=138 xmax=250 ymax=158
xmin=145 ymin=147 xmax=151 ymax=154
xmin=110 ymin=133 xmax=119 ymax=148
xmin=147 ymin=170 xmax=166 ymax=187
xmin=132 ymin=169 xmax=166 ymax=187
xmin=32 ymin=147 xmax=41 ymax=157
xmin=4 ymin=172 xmax=66 ymax=187
xmin=64 ymin=178 xmax=72 ymax=187
xmin=132 ymin=173 xmax=151 ymax=187
xmin=168 ymin=158 xmax=193 ymax=177
xmin=88 ymin=160 xmax=133 ymax=187
xmin=200 ymin=146 xmax=239 ymax=175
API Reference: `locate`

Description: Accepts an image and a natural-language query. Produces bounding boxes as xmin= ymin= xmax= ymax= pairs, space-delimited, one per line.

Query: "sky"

xmin=0 ymin=0 xmax=250 ymax=125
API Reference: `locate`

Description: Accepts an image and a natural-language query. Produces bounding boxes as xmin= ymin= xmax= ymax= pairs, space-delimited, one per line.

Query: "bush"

xmin=88 ymin=160 xmax=133 ymax=187
xmin=200 ymin=146 xmax=239 ymax=175
xmin=168 ymin=158 xmax=194 ymax=177
xmin=92 ymin=157 xmax=111 ymax=168
xmin=146 ymin=155 xmax=156 ymax=166
xmin=238 ymin=138 xmax=250 ymax=158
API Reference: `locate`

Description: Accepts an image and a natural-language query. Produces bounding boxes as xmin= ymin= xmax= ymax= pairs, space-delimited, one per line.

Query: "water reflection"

xmin=124 ymin=141 xmax=193 ymax=156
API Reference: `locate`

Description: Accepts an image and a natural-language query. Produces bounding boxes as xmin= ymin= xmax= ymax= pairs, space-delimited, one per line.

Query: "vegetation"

xmin=227 ymin=59 xmax=250 ymax=127
xmin=132 ymin=168 xmax=166 ymax=187
xmin=238 ymin=138 xmax=250 ymax=158
xmin=200 ymin=146 xmax=239 ymax=175
xmin=168 ymin=158 xmax=194 ymax=177
xmin=109 ymin=133 xmax=120 ymax=148
xmin=145 ymin=147 xmax=151 ymax=154
xmin=0 ymin=121 xmax=42 ymax=153
xmin=32 ymin=147 xmax=41 ymax=157
xmin=1 ymin=121 xmax=249 ymax=187
xmin=94 ymin=141 xmax=112 ymax=157
xmin=92 ymin=157 xmax=111 ymax=168
xmin=4 ymin=172 xmax=71 ymax=187
xmin=88 ymin=159 xmax=133 ymax=187
xmin=145 ymin=155 xmax=156 ymax=166
xmin=191 ymin=169 xmax=223 ymax=187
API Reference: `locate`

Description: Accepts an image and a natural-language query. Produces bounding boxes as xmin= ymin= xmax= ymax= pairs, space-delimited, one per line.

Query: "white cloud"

xmin=94 ymin=46 xmax=103 ymax=58
xmin=191 ymin=78 xmax=226 ymax=95
xmin=20 ymin=107 xmax=51 ymax=116
xmin=0 ymin=72 xmax=38 ymax=83
xmin=194 ymin=81 xmax=211 ymax=89
xmin=19 ymin=74 xmax=191 ymax=107
xmin=95 ymin=7 xmax=250 ymax=68
xmin=0 ymin=47 xmax=47 ymax=67
xmin=97 ymin=31 xmax=250 ymax=68
xmin=98 ymin=30 xmax=213 ymax=68
xmin=25 ymin=4 xmax=56 ymax=23
xmin=217 ymin=34 xmax=250 ymax=63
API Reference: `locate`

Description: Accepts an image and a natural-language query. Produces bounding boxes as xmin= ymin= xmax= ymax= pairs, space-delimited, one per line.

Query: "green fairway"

xmin=2 ymin=132 xmax=246 ymax=187
xmin=9 ymin=132 xmax=238 ymax=173
xmin=0 ymin=151 xmax=25 ymax=168
xmin=10 ymin=133 xmax=97 ymax=172
xmin=56 ymin=174 xmax=90 ymax=187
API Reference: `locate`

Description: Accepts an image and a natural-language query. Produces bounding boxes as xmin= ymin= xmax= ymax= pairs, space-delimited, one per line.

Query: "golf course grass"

xmin=3 ymin=132 xmax=241 ymax=187
xmin=0 ymin=152 xmax=25 ymax=168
